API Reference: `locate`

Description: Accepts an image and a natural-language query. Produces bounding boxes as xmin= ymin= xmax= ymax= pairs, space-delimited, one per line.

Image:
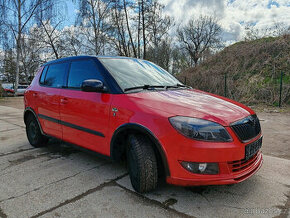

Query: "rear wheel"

xmin=26 ymin=115 xmax=48 ymax=147
xmin=127 ymin=134 xmax=158 ymax=193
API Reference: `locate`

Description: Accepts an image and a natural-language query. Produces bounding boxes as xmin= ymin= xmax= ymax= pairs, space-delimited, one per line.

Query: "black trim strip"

xmin=38 ymin=114 xmax=105 ymax=137
xmin=110 ymin=123 xmax=170 ymax=177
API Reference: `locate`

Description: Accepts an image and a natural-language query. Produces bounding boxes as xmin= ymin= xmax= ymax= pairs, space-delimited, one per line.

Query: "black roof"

xmin=42 ymin=55 xmax=137 ymax=66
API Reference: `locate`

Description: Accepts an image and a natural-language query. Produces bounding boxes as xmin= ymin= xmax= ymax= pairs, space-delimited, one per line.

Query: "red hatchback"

xmin=24 ymin=56 xmax=263 ymax=193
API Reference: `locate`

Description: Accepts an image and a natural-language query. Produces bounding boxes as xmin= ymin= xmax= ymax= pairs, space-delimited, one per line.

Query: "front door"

xmin=59 ymin=59 xmax=112 ymax=155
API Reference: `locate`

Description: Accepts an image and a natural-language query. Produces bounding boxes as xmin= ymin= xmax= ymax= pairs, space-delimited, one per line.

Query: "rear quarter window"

xmin=39 ymin=66 xmax=48 ymax=85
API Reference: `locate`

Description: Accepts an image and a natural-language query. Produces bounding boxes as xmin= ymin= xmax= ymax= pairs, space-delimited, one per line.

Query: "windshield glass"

xmin=99 ymin=58 xmax=182 ymax=91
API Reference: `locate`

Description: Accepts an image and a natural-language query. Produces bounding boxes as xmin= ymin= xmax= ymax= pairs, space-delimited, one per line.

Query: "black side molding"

xmin=38 ymin=114 xmax=105 ymax=137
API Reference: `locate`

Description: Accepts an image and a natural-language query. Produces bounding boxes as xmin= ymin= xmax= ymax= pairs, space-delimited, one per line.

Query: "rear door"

xmin=59 ymin=59 xmax=112 ymax=155
xmin=37 ymin=62 xmax=68 ymax=139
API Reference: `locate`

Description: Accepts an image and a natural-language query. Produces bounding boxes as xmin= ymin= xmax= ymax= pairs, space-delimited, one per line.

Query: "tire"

xmin=26 ymin=114 xmax=48 ymax=147
xmin=127 ymin=134 xmax=158 ymax=193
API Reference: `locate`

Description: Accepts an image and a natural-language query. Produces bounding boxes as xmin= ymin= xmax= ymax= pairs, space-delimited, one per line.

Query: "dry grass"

xmin=178 ymin=35 xmax=290 ymax=106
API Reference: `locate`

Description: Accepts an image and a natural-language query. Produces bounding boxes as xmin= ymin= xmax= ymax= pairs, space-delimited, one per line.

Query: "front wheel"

xmin=127 ymin=135 xmax=158 ymax=193
xmin=26 ymin=115 xmax=48 ymax=147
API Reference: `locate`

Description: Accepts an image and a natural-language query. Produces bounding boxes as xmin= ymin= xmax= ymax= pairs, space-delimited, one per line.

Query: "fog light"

xmin=180 ymin=161 xmax=219 ymax=174
xmin=198 ymin=163 xmax=207 ymax=172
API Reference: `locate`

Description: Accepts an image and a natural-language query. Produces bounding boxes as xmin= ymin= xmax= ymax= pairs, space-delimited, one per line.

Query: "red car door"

xmin=37 ymin=63 xmax=68 ymax=139
xmin=59 ymin=59 xmax=112 ymax=155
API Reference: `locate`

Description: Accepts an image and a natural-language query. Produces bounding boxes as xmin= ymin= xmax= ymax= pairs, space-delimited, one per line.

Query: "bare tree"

xmin=137 ymin=0 xmax=141 ymax=58
xmin=271 ymin=22 xmax=290 ymax=36
xmin=177 ymin=15 xmax=222 ymax=66
xmin=0 ymin=0 xmax=52 ymax=93
xmin=108 ymin=0 xmax=139 ymax=57
xmin=62 ymin=26 xmax=85 ymax=56
xmin=2 ymin=49 xmax=16 ymax=83
xmin=123 ymin=0 xmax=137 ymax=57
xmin=141 ymin=0 xmax=146 ymax=59
xmin=245 ymin=21 xmax=290 ymax=41
xmin=171 ymin=47 xmax=191 ymax=74
xmin=244 ymin=24 xmax=260 ymax=41
xmin=108 ymin=0 xmax=132 ymax=56
xmin=20 ymin=35 xmax=42 ymax=83
xmin=108 ymin=0 xmax=172 ymax=60
xmin=77 ymin=0 xmax=113 ymax=55
xmin=147 ymin=40 xmax=172 ymax=71
xmin=39 ymin=20 xmax=63 ymax=59
xmin=146 ymin=2 xmax=173 ymax=62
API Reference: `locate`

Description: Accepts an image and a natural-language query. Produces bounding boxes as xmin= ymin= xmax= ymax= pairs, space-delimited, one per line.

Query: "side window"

xmin=44 ymin=63 xmax=67 ymax=88
xmin=67 ymin=59 xmax=103 ymax=89
xmin=39 ymin=66 xmax=48 ymax=85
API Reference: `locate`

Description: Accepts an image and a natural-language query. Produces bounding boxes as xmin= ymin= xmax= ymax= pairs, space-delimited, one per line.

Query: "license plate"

xmin=245 ymin=137 xmax=262 ymax=160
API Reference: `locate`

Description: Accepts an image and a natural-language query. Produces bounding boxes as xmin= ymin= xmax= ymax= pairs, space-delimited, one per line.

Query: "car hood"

xmin=127 ymin=89 xmax=253 ymax=126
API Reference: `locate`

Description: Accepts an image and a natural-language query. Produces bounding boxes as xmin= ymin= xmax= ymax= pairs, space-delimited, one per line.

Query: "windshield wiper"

xmin=124 ymin=85 xmax=165 ymax=92
xmin=124 ymin=84 xmax=191 ymax=92
xmin=165 ymin=84 xmax=192 ymax=89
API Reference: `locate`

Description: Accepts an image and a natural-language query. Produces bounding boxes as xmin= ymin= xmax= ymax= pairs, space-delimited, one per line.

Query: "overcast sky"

xmin=158 ymin=0 xmax=290 ymax=44
xmin=63 ymin=0 xmax=290 ymax=45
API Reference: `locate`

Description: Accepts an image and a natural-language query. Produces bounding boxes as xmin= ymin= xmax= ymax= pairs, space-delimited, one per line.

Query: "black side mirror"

xmin=81 ymin=79 xmax=107 ymax=92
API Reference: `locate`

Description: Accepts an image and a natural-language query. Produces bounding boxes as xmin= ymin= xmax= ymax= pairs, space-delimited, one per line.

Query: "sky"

xmin=63 ymin=0 xmax=290 ymax=45
xmin=158 ymin=0 xmax=290 ymax=44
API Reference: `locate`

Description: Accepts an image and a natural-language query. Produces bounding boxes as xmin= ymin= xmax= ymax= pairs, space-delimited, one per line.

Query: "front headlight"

xmin=169 ymin=116 xmax=232 ymax=142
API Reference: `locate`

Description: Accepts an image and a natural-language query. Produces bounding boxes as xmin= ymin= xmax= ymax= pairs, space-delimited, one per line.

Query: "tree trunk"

xmin=90 ymin=0 xmax=99 ymax=55
xmin=137 ymin=1 xmax=141 ymax=58
xmin=123 ymin=0 xmax=137 ymax=58
xmin=193 ymin=57 xmax=198 ymax=66
xmin=141 ymin=0 xmax=146 ymax=59
xmin=14 ymin=0 xmax=21 ymax=95
xmin=41 ymin=20 xmax=59 ymax=59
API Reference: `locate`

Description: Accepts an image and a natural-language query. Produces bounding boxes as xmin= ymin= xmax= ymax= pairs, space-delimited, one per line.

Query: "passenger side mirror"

xmin=81 ymin=79 xmax=107 ymax=93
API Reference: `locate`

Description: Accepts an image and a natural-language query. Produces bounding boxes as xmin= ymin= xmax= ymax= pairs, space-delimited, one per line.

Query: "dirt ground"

xmin=0 ymin=97 xmax=24 ymax=110
xmin=1 ymin=96 xmax=289 ymax=160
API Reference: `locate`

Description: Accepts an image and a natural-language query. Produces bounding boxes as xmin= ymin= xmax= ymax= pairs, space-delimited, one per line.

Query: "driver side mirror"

xmin=81 ymin=79 xmax=107 ymax=93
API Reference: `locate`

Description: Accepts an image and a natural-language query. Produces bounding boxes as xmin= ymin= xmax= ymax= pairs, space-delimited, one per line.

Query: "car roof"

xmin=42 ymin=55 xmax=139 ymax=66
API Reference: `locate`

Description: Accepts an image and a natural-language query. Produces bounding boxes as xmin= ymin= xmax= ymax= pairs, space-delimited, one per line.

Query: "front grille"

xmin=231 ymin=115 xmax=261 ymax=142
xmin=228 ymin=152 xmax=259 ymax=173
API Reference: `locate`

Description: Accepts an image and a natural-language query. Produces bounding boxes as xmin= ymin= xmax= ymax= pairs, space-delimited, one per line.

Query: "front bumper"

xmin=159 ymin=125 xmax=263 ymax=186
xmin=167 ymin=151 xmax=263 ymax=186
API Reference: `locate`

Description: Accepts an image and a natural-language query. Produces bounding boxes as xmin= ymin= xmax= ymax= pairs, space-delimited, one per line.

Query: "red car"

xmin=24 ymin=56 xmax=263 ymax=193
xmin=2 ymin=83 xmax=15 ymax=96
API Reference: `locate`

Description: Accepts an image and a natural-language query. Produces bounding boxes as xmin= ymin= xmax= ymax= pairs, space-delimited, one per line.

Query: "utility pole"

xmin=224 ymin=73 xmax=227 ymax=97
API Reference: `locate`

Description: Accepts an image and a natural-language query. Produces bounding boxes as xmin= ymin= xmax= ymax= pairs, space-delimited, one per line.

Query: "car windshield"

xmin=99 ymin=58 xmax=182 ymax=91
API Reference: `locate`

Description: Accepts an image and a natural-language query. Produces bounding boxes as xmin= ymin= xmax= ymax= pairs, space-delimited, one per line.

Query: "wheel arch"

xmin=110 ymin=123 xmax=170 ymax=177
xmin=24 ymin=107 xmax=44 ymax=135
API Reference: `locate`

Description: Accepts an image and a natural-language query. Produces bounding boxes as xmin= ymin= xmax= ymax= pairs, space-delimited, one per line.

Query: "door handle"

xmin=60 ymin=98 xmax=68 ymax=104
xmin=32 ymin=93 xmax=37 ymax=97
